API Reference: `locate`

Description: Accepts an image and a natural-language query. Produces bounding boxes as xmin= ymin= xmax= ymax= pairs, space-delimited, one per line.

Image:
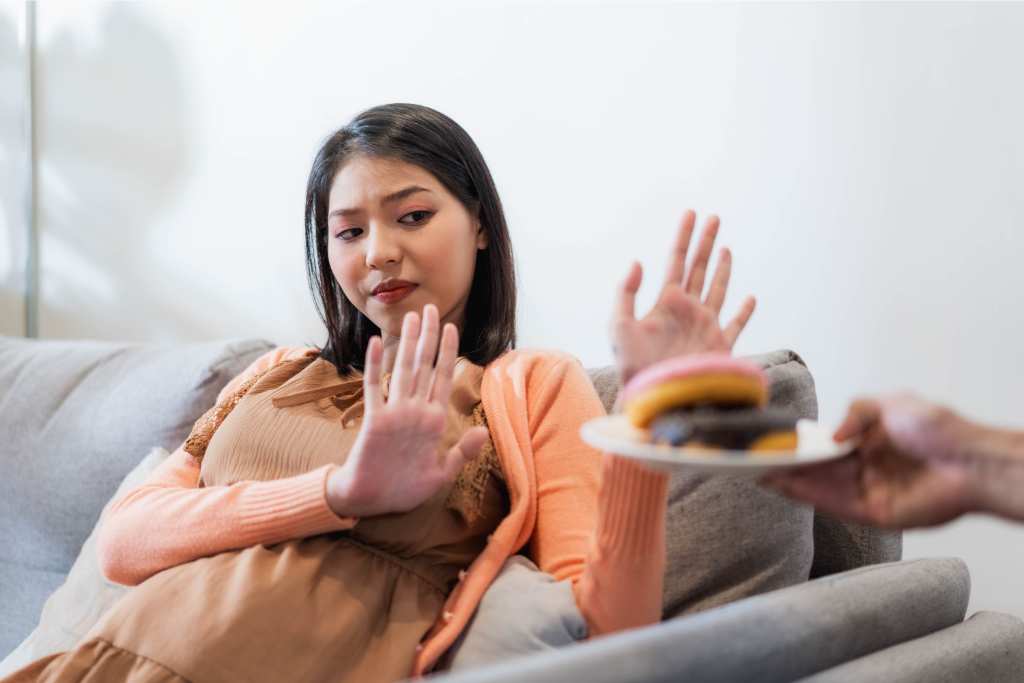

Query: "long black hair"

xmin=304 ymin=103 xmax=517 ymax=373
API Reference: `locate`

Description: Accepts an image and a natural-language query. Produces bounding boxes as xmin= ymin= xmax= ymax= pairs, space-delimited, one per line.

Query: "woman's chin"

xmin=367 ymin=301 xmax=418 ymax=335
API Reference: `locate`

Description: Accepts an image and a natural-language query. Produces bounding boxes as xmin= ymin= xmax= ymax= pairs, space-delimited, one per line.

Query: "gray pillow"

xmin=0 ymin=448 xmax=170 ymax=677
xmin=0 ymin=337 xmax=273 ymax=656
xmin=444 ymin=556 xmax=587 ymax=672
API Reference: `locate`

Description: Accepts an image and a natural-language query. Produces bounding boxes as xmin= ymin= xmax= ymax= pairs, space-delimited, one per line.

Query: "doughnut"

xmin=622 ymin=353 xmax=798 ymax=455
xmin=622 ymin=354 xmax=768 ymax=428
xmin=649 ymin=407 xmax=798 ymax=452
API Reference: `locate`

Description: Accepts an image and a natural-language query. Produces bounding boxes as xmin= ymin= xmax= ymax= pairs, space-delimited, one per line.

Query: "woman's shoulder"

xmin=259 ymin=345 xmax=320 ymax=365
xmin=484 ymin=347 xmax=581 ymax=374
xmin=481 ymin=349 xmax=605 ymax=423
xmin=241 ymin=346 xmax=320 ymax=379
xmin=482 ymin=348 xmax=593 ymax=396
xmin=216 ymin=346 xmax=320 ymax=404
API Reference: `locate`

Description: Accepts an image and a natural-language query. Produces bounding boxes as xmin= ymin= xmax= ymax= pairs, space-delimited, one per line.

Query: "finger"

xmin=704 ymin=247 xmax=731 ymax=314
xmin=722 ymin=295 xmax=756 ymax=347
xmin=363 ymin=336 xmax=384 ymax=415
xmin=834 ymin=399 xmax=882 ymax=442
xmin=390 ymin=311 xmax=420 ymax=400
xmin=443 ymin=426 xmax=489 ymax=480
xmin=616 ymin=261 xmax=643 ymax=322
xmin=428 ymin=323 xmax=459 ymax=405
xmin=663 ymin=210 xmax=696 ymax=286
xmin=413 ymin=304 xmax=441 ymax=399
xmin=683 ymin=214 xmax=720 ymax=296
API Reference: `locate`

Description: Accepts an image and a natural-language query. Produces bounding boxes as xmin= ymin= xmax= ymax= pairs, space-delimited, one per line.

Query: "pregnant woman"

xmin=5 ymin=103 xmax=754 ymax=682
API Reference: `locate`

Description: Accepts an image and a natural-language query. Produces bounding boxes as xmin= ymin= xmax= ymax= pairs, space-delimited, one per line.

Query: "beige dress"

xmin=8 ymin=355 xmax=508 ymax=683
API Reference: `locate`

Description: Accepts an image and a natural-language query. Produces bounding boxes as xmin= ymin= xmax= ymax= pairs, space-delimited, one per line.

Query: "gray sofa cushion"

xmin=589 ymin=350 xmax=900 ymax=619
xmin=798 ymin=611 xmax=1024 ymax=683
xmin=764 ymin=351 xmax=902 ymax=579
xmin=0 ymin=337 xmax=273 ymax=656
xmin=426 ymin=558 xmax=972 ymax=683
xmin=0 ymin=564 xmax=65 ymax=663
xmin=810 ymin=515 xmax=902 ymax=579
xmin=659 ymin=350 xmax=816 ymax=617
xmin=0 ymin=448 xmax=170 ymax=676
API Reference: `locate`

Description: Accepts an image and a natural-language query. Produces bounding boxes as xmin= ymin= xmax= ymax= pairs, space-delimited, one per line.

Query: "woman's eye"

xmin=398 ymin=210 xmax=432 ymax=225
xmin=335 ymin=227 xmax=363 ymax=241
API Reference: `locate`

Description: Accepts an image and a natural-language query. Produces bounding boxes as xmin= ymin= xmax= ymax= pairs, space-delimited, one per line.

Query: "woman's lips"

xmin=372 ymin=284 xmax=417 ymax=304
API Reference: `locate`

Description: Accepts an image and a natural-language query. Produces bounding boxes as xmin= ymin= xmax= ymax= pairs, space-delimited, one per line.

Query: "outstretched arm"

xmin=765 ymin=394 xmax=1024 ymax=529
xmin=97 ymin=346 xmax=356 ymax=585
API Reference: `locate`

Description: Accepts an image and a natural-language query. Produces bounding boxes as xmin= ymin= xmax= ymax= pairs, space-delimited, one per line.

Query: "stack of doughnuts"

xmin=620 ymin=353 xmax=798 ymax=453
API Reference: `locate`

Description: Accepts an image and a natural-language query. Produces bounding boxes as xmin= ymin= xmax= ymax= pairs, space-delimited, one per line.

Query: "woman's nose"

xmin=364 ymin=225 xmax=402 ymax=269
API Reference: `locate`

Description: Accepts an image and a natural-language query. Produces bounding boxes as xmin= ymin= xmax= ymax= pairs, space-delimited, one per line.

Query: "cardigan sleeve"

xmin=526 ymin=354 xmax=669 ymax=636
xmin=96 ymin=347 xmax=356 ymax=586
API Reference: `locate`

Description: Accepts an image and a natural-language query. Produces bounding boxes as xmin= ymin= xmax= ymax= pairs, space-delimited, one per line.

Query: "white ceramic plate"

xmin=580 ymin=415 xmax=854 ymax=477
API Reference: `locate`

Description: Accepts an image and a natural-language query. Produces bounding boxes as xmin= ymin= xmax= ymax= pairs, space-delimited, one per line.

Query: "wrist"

xmin=976 ymin=425 xmax=1024 ymax=462
xmin=325 ymin=464 xmax=359 ymax=518
xmin=959 ymin=424 xmax=1024 ymax=521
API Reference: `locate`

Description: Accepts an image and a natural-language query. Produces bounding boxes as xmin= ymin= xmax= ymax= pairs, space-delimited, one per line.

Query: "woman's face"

xmin=326 ymin=155 xmax=487 ymax=339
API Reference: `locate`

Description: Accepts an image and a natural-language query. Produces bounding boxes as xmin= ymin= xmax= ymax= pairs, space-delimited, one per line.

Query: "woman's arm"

xmin=525 ymin=354 xmax=669 ymax=636
xmin=532 ymin=211 xmax=750 ymax=633
xmin=97 ymin=447 xmax=353 ymax=585
xmin=97 ymin=346 xmax=356 ymax=586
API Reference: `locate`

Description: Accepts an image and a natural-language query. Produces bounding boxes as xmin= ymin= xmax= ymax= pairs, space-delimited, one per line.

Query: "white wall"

xmin=0 ymin=0 xmax=25 ymax=337
xmin=15 ymin=1 xmax=1024 ymax=617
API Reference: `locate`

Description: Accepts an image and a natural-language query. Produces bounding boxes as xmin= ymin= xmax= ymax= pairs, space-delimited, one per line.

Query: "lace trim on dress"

xmin=444 ymin=403 xmax=504 ymax=523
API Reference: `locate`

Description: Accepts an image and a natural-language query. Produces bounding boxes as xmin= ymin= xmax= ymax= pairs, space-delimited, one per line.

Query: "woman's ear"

xmin=476 ymin=221 xmax=488 ymax=250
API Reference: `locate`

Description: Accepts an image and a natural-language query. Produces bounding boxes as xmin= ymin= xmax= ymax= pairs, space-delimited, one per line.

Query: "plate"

xmin=580 ymin=415 xmax=854 ymax=477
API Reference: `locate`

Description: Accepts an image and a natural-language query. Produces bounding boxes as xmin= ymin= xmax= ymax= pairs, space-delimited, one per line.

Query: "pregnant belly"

xmin=87 ymin=534 xmax=447 ymax=683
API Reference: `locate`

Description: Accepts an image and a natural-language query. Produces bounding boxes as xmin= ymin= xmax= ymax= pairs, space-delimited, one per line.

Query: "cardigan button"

xmin=458 ymin=570 xmax=468 ymax=582
xmin=443 ymin=611 xmax=455 ymax=622
xmin=416 ymin=644 xmax=424 ymax=652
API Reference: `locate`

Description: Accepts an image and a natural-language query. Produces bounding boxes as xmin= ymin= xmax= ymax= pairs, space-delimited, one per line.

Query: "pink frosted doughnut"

xmin=620 ymin=353 xmax=767 ymax=406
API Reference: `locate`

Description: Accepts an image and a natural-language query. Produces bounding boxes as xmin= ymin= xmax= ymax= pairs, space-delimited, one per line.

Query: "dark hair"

xmin=304 ymin=103 xmax=517 ymax=373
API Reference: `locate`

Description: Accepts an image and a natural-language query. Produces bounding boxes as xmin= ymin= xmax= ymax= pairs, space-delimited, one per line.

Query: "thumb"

xmin=834 ymin=398 xmax=881 ymax=442
xmin=444 ymin=426 xmax=489 ymax=480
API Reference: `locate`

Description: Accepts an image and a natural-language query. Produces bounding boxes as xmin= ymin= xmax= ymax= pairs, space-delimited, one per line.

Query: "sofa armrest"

xmin=425 ymin=558 xmax=970 ymax=683
xmin=798 ymin=611 xmax=1024 ymax=683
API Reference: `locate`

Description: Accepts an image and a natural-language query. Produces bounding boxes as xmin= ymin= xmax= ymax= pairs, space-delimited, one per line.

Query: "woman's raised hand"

xmin=326 ymin=304 xmax=489 ymax=518
xmin=611 ymin=210 xmax=757 ymax=385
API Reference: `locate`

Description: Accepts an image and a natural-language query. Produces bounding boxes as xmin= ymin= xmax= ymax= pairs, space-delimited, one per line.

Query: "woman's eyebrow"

xmin=382 ymin=185 xmax=431 ymax=204
xmin=329 ymin=186 xmax=432 ymax=218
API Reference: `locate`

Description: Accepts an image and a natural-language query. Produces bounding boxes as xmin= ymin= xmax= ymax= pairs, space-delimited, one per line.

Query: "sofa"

xmin=1 ymin=336 xmax=1022 ymax=681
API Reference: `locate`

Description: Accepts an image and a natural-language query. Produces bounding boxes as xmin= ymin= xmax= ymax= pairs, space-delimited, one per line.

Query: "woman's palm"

xmin=348 ymin=404 xmax=452 ymax=514
xmin=328 ymin=305 xmax=488 ymax=518
xmin=612 ymin=211 xmax=755 ymax=385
